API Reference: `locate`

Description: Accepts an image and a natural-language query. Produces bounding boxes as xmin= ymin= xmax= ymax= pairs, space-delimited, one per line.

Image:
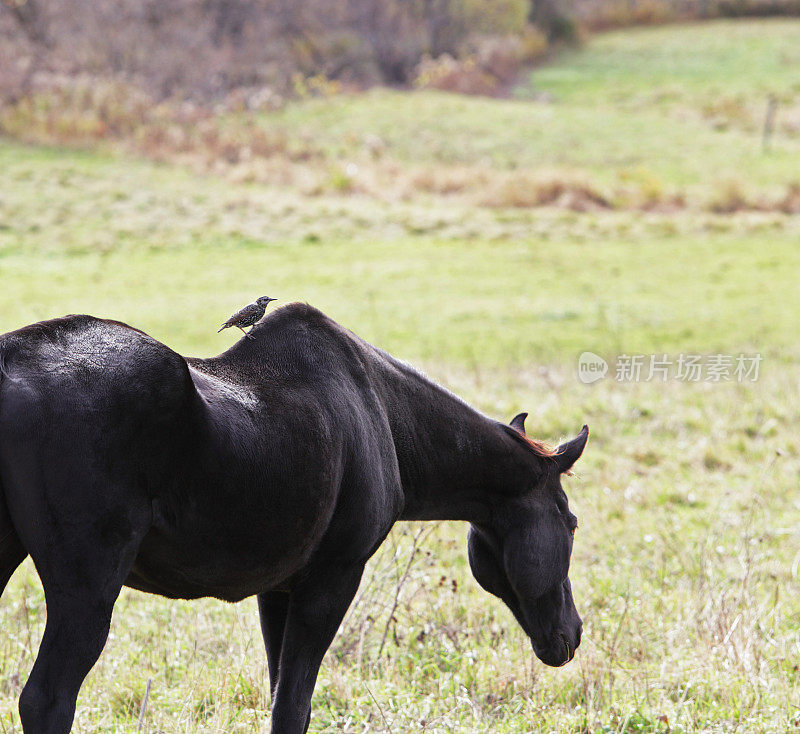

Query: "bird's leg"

xmin=239 ymin=326 xmax=256 ymax=340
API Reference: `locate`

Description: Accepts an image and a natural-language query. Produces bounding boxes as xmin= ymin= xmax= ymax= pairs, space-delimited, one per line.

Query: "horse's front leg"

xmin=268 ymin=563 xmax=365 ymax=734
xmin=256 ymin=590 xmax=290 ymax=699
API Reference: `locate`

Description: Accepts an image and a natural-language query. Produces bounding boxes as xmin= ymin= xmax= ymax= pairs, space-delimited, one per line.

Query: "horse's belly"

xmin=127 ymin=512 xmax=323 ymax=602
xmin=124 ymin=563 xmax=280 ymax=603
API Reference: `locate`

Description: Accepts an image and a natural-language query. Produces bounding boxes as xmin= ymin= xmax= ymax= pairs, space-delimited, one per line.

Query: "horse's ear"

xmin=509 ymin=412 xmax=528 ymax=435
xmin=555 ymin=425 xmax=589 ymax=474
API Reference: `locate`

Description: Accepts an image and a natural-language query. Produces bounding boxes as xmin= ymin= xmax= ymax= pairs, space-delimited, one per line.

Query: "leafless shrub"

xmin=708 ymin=179 xmax=753 ymax=214
xmin=776 ymin=182 xmax=800 ymax=213
xmin=478 ymin=171 xmax=612 ymax=210
xmin=411 ymin=166 xmax=491 ymax=196
xmin=334 ymin=524 xmax=437 ymax=672
xmin=414 ymin=28 xmax=549 ymax=97
xmin=414 ymin=53 xmax=503 ymax=96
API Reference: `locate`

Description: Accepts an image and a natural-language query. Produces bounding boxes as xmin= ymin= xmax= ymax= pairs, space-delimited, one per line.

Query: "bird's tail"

xmin=217 ymin=324 xmax=228 ymax=333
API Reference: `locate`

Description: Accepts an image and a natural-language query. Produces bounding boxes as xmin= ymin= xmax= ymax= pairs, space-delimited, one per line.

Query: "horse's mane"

xmin=502 ymin=424 xmax=556 ymax=458
xmin=517 ymin=435 xmax=557 ymax=458
xmin=374 ymin=348 xmax=559 ymax=461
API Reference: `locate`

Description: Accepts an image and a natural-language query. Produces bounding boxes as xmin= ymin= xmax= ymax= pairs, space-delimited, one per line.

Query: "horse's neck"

xmin=381 ymin=363 xmax=522 ymax=523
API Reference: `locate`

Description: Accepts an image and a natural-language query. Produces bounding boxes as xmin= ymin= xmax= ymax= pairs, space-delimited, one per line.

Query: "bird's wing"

xmin=241 ymin=303 xmax=261 ymax=316
xmin=224 ymin=303 xmax=255 ymax=323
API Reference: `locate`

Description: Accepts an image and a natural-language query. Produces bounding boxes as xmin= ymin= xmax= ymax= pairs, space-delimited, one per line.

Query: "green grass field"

xmin=1 ymin=18 xmax=800 ymax=733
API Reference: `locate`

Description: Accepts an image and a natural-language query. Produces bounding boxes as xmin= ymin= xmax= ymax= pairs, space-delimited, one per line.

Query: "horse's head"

xmin=468 ymin=415 xmax=588 ymax=667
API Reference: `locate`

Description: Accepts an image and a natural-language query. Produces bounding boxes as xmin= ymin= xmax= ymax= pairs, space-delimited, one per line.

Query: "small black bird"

xmin=218 ymin=296 xmax=277 ymax=339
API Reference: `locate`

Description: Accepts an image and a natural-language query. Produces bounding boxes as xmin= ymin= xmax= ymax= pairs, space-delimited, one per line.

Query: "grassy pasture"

xmin=249 ymin=20 xmax=800 ymax=202
xmin=1 ymin=18 xmax=800 ymax=734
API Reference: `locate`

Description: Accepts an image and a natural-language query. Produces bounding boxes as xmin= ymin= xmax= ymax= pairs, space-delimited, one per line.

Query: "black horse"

xmin=0 ymin=303 xmax=587 ymax=733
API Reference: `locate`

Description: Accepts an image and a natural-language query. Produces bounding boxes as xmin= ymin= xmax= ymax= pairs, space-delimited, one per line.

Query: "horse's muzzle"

xmin=532 ymin=621 xmax=582 ymax=667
